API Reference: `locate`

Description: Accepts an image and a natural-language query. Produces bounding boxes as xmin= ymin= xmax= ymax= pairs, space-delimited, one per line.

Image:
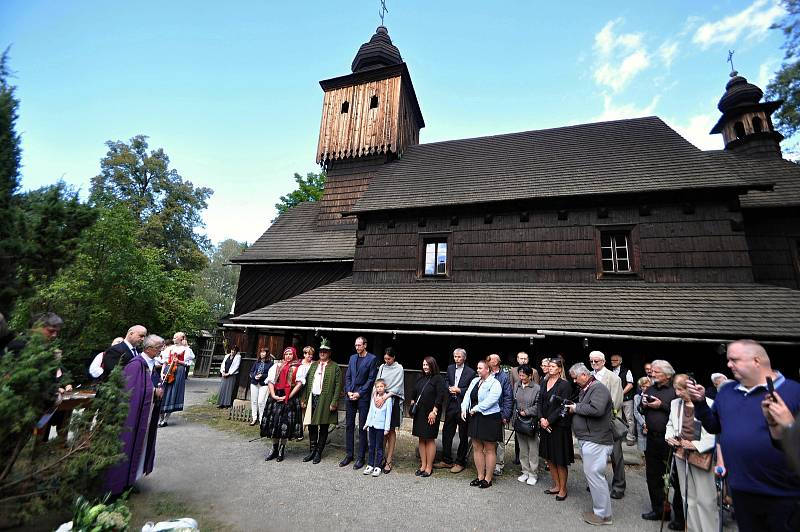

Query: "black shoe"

xmin=642 ymin=511 xmax=666 ymax=521
xmin=353 ymin=458 xmax=365 ymax=470
xmin=339 ymin=455 xmax=353 ymax=467
xmin=276 ymin=444 xmax=286 ymax=462
xmin=265 ymin=444 xmax=279 ymax=461
xmin=470 ymin=478 xmax=481 ymax=486
xmin=479 ymin=480 xmax=492 ymax=489
xmin=415 ymin=469 xmax=423 ymax=476
xmin=555 ymin=494 xmax=567 ymax=501
xmin=610 ymin=491 xmax=624 ymax=499
xmin=312 ymin=449 xmax=322 ymax=464
xmin=667 ymin=522 xmax=685 ymax=531
xmin=303 ymin=445 xmax=317 ymax=462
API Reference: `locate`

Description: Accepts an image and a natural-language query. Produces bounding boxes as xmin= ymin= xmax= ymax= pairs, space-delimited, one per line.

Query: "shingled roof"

xmin=232 ymin=202 xmax=355 ymax=263
xmin=737 ymin=156 xmax=800 ymax=208
xmin=350 ymin=116 xmax=771 ymax=214
xmin=233 ymin=277 xmax=800 ymax=340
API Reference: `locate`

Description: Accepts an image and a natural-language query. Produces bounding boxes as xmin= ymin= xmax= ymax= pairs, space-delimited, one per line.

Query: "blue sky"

xmin=2 ymin=0 xmax=791 ymax=245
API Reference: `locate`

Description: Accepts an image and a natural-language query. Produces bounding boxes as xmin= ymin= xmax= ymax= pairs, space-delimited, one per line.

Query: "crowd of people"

xmin=233 ymin=334 xmax=799 ymax=530
xmin=5 ymin=311 xmax=798 ymax=529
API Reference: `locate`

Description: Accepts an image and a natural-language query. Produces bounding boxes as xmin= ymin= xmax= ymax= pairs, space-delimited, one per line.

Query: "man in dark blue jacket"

xmin=340 ymin=336 xmax=378 ymax=469
xmin=488 ymin=353 xmax=513 ymax=475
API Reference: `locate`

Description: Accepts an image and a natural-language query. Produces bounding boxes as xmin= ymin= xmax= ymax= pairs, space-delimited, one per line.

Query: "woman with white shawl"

xmin=375 ymin=346 xmax=404 ymax=473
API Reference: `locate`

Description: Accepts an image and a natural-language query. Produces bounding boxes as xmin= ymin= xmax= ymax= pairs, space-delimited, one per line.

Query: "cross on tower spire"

xmin=378 ymin=0 xmax=388 ymax=26
xmin=727 ymin=50 xmax=737 ymax=76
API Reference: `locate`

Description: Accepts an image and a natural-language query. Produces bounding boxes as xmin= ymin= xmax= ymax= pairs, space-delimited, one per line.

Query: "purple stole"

xmin=104 ymin=355 xmax=157 ymax=495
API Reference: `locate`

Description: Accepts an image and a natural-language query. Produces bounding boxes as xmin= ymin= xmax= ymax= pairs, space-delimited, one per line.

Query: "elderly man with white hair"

xmin=588 ymin=350 xmax=626 ymax=499
xmin=640 ymin=359 xmax=678 ymax=522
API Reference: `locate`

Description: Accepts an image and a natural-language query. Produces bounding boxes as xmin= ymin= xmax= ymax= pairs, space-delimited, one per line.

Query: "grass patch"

xmin=128 ymin=491 xmax=234 ymax=532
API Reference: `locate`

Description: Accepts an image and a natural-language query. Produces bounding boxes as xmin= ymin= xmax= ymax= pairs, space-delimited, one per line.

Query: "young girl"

xmin=362 ymin=379 xmax=394 ymax=477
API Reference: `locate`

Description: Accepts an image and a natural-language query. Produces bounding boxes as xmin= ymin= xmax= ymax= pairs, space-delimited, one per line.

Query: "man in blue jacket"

xmin=488 ymin=353 xmax=513 ymax=475
xmin=687 ymin=339 xmax=800 ymax=532
xmin=340 ymin=336 xmax=378 ymax=469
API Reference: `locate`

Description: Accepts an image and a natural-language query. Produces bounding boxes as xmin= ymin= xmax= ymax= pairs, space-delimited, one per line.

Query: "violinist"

xmin=158 ymin=332 xmax=195 ymax=427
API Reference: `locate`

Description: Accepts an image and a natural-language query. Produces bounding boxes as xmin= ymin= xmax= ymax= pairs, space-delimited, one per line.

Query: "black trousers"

xmin=731 ymin=489 xmax=799 ymax=532
xmin=441 ymin=406 xmax=469 ymax=465
xmin=307 ymin=424 xmax=329 ymax=447
xmin=645 ymin=431 xmax=669 ymax=513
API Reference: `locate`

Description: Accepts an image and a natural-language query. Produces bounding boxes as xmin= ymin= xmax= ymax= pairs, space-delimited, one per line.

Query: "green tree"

xmin=89 ymin=135 xmax=213 ymax=271
xmin=0 ymin=47 xmax=24 ymax=315
xmin=0 ymin=333 xmax=127 ymax=525
xmin=273 ymin=171 xmax=325 ymax=221
xmin=13 ymin=206 xmax=209 ymax=381
xmin=195 ymin=239 xmax=248 ymax=327
xmin=766 ymin=0 xmax=800 ymax=147
xmin=17 ymin=182 xmax=97 ymax=292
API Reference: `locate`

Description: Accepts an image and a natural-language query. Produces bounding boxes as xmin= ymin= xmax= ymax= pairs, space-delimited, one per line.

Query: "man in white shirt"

xmin=89 ymin=337 xmax=125 ymax=378
xmin=589 ymin=350 xmax=626 ymax=499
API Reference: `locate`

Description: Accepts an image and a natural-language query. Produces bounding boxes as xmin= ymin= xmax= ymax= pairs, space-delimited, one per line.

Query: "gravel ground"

xmin=136 ymin=377 xmax=730 ymax=532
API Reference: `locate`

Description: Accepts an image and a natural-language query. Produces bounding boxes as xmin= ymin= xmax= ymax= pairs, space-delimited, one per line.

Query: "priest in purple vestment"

xmin=104 ymin=334 xmax=165 ymax=495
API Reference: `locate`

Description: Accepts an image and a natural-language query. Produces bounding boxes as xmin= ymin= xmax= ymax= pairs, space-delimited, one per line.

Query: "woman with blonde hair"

xmin=461 ymin=359 xmax=503 ymax=488
xmin=538 ymin=355 xmax=574 ymax=500
xmin=666 ymin=374 xmax=718 ymax=531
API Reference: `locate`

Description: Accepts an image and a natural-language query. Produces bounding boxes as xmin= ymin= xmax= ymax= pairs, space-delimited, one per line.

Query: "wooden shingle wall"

xmin=317 ymin=74 xmax=420 ymax=164
xmin=743 ymin=209 xmax=800 ymax=289
xmin=352 ymin=198 xmax=754 ymax=284
xmin=317 ymin=155 xmax=387 ymax=226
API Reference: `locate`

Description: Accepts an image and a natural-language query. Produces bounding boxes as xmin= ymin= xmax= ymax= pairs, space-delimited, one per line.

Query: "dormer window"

xmin=341 ymin=101 xmax=349 ymax=114
xmin=752 ymin=116 xmax=763 ymax=133
xmin=734 ymin=121 xmax=746 ymax=139
xmin=370 ymin=95 xmax=379 ymax=109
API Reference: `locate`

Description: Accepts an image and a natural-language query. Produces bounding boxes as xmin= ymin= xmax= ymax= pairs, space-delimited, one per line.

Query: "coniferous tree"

xmin=0 ymin=47 xmax=23 ymax=315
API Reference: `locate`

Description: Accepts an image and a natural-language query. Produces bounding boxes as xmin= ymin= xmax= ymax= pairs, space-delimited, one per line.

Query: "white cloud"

xmin=669 ymin=114 xmax=725 ymax=151
xmin=658 ymin=41 xmax=679 ymax=68
xmin=757 ymin=57 xmax=779 ymax=88
xmin=593 ymin=19 xmax=650 ymax=92
xmin=594 ymin=94 xmax=660 ymax=122
xmin=692 ymin=0 xmax=786 ymax=49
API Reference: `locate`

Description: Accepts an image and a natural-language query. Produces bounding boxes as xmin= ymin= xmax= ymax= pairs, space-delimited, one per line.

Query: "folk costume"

xmin=261 ymin=347 xmax=305 ymax=461
xmin=104 ymin=353 xmax=159 ymax=495
xmin=301 ymin=342 xmax=343 ymax=463
xmin=217 ymin=350 xmax=241 ymax=408
xmin=249 ymin=356 xmax=273 ymax=424
xmin=159 ymin=343 xmax=195 ymax=426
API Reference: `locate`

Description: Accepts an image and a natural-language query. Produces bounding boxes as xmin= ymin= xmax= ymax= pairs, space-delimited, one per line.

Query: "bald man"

xmin=688 ymin=340 xmax=800 ymax=532
xmin=99 ymin=325 xmax=147 ymax=380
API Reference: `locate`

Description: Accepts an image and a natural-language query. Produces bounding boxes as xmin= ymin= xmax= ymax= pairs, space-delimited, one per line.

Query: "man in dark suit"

xmin=340 ymin=335 xmax=377 ymax=469
xmin=99 ymin=325 xmax=147 ymax=381
xmin=434 ymin=347 xmax=476 ymax=473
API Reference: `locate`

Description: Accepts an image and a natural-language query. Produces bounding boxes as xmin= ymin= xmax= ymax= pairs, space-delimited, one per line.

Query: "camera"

xmin=550 ymin=394 xmax=574 ymax=418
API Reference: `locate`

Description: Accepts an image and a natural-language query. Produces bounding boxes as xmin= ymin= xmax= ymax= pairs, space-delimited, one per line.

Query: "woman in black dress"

xmin=538 ymin=355 xmax=575 ymax=500
xmin=409 ymin=356 xmax=446 ymax=477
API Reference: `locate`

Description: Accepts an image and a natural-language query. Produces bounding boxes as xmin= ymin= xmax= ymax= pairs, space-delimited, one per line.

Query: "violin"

xmin=162 ymin=350 xmax=184 ymax=384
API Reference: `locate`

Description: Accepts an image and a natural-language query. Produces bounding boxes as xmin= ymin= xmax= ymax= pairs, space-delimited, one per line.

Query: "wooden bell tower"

xmin=315 ymin=26 xmax=425 ymax=226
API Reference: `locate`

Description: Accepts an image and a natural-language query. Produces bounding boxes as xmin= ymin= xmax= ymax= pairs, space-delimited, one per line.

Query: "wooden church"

xmin=226 ymin=26 xmax=800 ymax=380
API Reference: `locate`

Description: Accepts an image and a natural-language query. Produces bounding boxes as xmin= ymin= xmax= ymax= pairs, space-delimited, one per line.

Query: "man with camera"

xmin=565 ymin=363 xmax=614 ymax=526
xmin=687 ymin=340 xmax=800 ymax=532
xmin=640 ymin=359 xmax=678 ymax=521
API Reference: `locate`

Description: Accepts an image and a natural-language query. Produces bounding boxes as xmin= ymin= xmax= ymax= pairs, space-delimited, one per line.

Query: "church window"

xmin=370 ymin=95 xmax=379 ymax=109
xmin=341 ymin=101 xmax=349 ymax=114
xmin=734 ymin=121 xmax=746 ymax=139
xmin=752 ymin=116 xmax=763 ymax=133
xmin=419 ymin=234 xmax=450 ymax=277
xmin=600 ymin=232 xmax=631 ymax=273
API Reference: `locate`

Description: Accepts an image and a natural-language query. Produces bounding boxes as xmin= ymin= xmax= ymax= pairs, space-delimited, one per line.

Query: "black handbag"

xmin=410 ymin=377 xmax=430 ymax=416
xmin=514 ymin=414 xmax=536 ymax=436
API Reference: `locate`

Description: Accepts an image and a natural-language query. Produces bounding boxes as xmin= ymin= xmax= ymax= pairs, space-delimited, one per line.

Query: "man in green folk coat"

xmin=301 ymin=338 xmax=343 ymax=464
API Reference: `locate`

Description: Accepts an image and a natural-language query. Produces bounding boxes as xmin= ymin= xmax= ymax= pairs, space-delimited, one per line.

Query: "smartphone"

xmin=766 ymin=376 xmax=775 ymax=401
